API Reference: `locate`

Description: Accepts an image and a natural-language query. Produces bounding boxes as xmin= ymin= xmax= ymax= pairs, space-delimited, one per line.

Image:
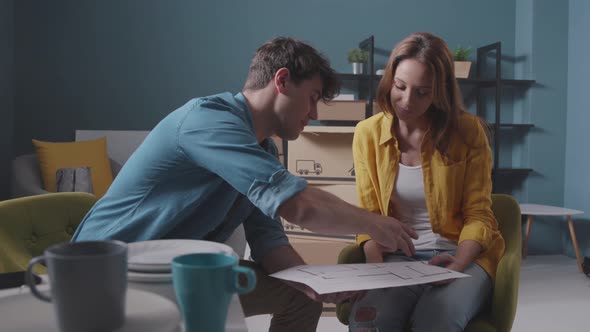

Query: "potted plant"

xmin=347 ymin=48 xmax=368 ymax=74
xmin=453 ymin=46 xmax=472 ymax=78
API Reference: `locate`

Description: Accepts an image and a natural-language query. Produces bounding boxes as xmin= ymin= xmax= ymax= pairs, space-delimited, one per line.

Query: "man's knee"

xmin=354 ymin=306 xmax=377 ymax=322
xmin=290 ymin=289 xmax=322 ymax=316
xmin=269 ymin=287 xmax=322 ymax=332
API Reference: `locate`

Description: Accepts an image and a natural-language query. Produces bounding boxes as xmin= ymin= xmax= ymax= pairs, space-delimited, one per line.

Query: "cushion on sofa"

xmin=32 ymin=137 xmax=113 ymax=198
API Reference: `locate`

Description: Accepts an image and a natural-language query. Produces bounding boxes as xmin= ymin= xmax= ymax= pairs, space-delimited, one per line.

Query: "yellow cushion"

xmin=32 ymin=137 xmax=113 ymax=198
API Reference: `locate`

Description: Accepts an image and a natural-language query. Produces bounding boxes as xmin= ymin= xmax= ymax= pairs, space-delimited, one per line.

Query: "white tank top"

xmin=390 ymin=163 xmax=457 ymax=250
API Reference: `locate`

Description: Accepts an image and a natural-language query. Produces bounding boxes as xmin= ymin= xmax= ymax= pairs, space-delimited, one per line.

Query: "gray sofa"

xmin=10 ymin=130 xmax=147 ymax=199
xmin=11 ymin=153 xmax=121 ymax=198
xmin=10 ymin=130 xmax=248 ymax=258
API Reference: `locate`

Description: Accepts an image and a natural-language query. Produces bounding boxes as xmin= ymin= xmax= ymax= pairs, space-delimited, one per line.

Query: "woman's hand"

xmin=428 ymin=240 xmax=482 ymax=285
xmin=428 ymin=253 xmax=469 ymax=286
xmin=429 ymin=253 xmax=467 ymax=271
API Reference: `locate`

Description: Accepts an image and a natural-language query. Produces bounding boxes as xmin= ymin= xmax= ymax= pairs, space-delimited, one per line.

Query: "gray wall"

xmin=565 ymin=0 xmax=590 ymax=258
xmin=513 ymin=0 xmax=570 ymax=254
xmin=0 ymin=0 xmax=14 ymax=200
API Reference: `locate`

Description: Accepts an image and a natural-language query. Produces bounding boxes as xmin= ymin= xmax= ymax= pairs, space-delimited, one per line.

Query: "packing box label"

xmin=287 ymin=127 xmax=355 ymax=184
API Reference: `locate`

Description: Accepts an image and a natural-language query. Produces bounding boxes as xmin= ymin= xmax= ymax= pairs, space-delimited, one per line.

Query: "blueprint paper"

xmin=270 ymin=261 xmax=469 ymax=294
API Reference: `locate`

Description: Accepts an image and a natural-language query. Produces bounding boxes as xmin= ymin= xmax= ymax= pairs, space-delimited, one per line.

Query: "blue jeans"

xmin=349 ymin=250 xmax=492 ymax=332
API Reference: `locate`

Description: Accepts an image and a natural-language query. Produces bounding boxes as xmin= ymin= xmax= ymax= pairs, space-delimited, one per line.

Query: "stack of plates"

xmin=125 ymin=239 xmax=248 ymax=330
xmin=127 ymin=239 xmax=237 ymax=283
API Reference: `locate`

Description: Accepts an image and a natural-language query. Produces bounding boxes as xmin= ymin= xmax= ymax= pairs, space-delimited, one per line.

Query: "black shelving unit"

xmin=288 ymin=38 xmax=535 ymax=194
xmin=333 ymin=35 xmax=377 ymax=120
xmin=473 ymin=42 xmax=536 ymax=192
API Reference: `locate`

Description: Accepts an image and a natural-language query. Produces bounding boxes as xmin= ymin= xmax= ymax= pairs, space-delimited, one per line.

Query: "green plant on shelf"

xmin=452 ymin=46 xmax=472 ymax=61
xmin=347 ymin=48 xmax=369 ymax=63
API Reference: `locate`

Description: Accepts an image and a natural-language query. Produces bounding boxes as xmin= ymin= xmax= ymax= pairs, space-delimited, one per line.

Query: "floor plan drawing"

xmin=270 ymin=261 xmax=469 ymax=294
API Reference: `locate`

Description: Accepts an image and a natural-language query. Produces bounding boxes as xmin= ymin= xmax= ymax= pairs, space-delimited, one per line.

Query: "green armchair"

xmin=336 ymin=194 xmax=522 ymax=332
xmin=0 ymin=192 xmax=97 ymax=274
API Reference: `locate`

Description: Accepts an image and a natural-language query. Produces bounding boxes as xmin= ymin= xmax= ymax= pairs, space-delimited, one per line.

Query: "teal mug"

xmin=172 ymin=253 xmax=256 ymax=332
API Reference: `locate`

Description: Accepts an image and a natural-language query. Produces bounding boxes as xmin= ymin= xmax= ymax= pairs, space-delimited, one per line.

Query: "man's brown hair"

xmin=244 ymin=37 xmax=340 ymax=102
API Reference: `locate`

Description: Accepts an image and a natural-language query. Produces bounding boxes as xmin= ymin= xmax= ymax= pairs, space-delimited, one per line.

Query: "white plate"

xmin=0 ymin=288 xmax=180 ymax=332
xmin=128 ymin=271 xmax=172 ymax=283
xmin=128 ymin=239 xmax=236 ymax=273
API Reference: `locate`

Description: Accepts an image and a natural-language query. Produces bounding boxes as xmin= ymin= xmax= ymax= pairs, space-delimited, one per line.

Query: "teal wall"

xmin=12 ymin=0 xmax=516 ymax=154
xmin=7 ymin=1 xmax=580 ymax=256
xmin=0 ymin=0 xmax=14 ymax=200
xmin=565 ymin=0 xmax=590 ymax=258
xmin=514 ymin=0 xmax=570 ymax=255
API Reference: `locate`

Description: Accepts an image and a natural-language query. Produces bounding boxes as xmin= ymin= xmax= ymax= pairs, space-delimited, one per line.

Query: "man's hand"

xmin=367 ymin=217 xmax=417 ymax=257
xmin=285 ymin=280 xmax=366 ymax=304
xmin=363 ymin=240 xmax=385 ymax=263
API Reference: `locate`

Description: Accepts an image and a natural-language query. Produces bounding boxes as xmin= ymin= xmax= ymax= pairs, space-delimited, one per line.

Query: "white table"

xmin=0 ymin=276 xmax=249 ymax=332
xmin=0 ymin=285 xmax=181 ymax=331
xmin=519 ymin=204 xmax=584 ymax=272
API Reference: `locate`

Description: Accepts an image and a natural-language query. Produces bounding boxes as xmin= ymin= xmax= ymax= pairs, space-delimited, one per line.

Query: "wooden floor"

xmin=246 ymin=255 xmax=590 ymax=331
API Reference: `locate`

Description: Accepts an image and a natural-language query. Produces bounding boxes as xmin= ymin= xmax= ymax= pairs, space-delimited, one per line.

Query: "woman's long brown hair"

xmin=376 ymin=32 xmax=477 ymax=155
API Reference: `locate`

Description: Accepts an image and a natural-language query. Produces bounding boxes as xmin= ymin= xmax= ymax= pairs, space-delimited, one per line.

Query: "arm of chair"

xmin=337 ymin=243 xmax=366 ymax=264
xmin=336 ymin=243 xmax=366 ymax=325
xmin=491 ymin=252 xmax=521 ymax=332
xmin=0 ymin=231 xmax=47 ymax=274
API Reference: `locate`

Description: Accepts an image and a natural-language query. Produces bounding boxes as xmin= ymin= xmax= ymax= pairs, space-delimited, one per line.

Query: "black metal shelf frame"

xmin=301 ymin=39 xmax=536 ymax=192
xmin=474 ymin=42 xmax=535 ymax=190
xmin=336 ymin=36 xmax=376 ymax=119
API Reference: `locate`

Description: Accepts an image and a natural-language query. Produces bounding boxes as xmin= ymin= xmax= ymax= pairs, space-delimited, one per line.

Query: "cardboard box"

xmin=290 ymin=237 xmax=353 ymax=265
xmin=317 ymin=100 xmax=366 ymax=121
xmin=287 ymin=126 xmax=355 ymax=184
xmin=283 ymin=183 xmax=359 ymax=317
xmin=288 ymin=224 xmax=355 ymax=317
xmin=282 ymin=183 xmax=358 ymax=237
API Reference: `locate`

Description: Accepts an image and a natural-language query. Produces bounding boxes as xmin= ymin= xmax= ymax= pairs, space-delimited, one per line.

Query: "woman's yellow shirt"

xmin=353 ymin=112 xmax=505 ymax=278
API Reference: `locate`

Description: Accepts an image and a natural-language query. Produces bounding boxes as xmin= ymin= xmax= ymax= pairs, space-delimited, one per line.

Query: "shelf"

xmin=491 ymin=123 xmax=535 ymax=129
xmin=457 ymin=78 xmax=535 ymax=87
xmin=336 ymin=73 xmax=373 ymax=80
xmin=302 ymin=126 xmax=355 ymax=134
xmin=492 ymin=168 xmax=533 ymax=175
xmin=498 ymin=79 xmax=536 ymax=86
xmin=303 ymin=178 xmax=355 ymax=184
xmin=338 ymin=74 xmax=536 ymax=87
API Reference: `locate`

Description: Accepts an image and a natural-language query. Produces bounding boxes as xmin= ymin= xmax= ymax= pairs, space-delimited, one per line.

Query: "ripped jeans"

xmin=348 ymin=250 xmax=492 ymax=332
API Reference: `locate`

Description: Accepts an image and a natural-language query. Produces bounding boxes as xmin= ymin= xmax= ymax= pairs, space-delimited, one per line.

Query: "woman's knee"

xmin=349 ymin=288 xmax=418 ymax=332
xmin=412 ymin=304 xmax=470 ymax=332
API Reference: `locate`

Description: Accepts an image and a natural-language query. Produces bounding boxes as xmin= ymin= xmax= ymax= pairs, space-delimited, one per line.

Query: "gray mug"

xmin=26 ymin=240 xmax=128 ymax=332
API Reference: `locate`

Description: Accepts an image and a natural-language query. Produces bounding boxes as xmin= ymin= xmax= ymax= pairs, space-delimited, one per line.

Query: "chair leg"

xmin=523 ymin=215 xmax=533 ymax=259
xmin=567 ymin=215 xmax=583 ymax=272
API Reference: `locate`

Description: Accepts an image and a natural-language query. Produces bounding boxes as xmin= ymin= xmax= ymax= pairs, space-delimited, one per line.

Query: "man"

xmin=73 ymin=37 xmax=417 ymax=331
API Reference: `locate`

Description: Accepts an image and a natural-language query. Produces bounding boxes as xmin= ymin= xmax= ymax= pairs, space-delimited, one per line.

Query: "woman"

xmin=348 ymin=32 xmax=505 ymax=332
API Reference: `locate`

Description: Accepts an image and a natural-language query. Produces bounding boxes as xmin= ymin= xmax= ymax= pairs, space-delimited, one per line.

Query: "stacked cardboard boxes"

xmin=285 ymin=106 xmax=365 ymax=315
xmin=317 ymin=100 xmax=365 ymax=121
xmin=287 ymin=126 xmax=356 ymax=184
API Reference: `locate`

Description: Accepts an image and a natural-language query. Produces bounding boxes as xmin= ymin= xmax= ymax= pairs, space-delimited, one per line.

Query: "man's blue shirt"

xmin=72 ymin=92 xmax=307 ymax=262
